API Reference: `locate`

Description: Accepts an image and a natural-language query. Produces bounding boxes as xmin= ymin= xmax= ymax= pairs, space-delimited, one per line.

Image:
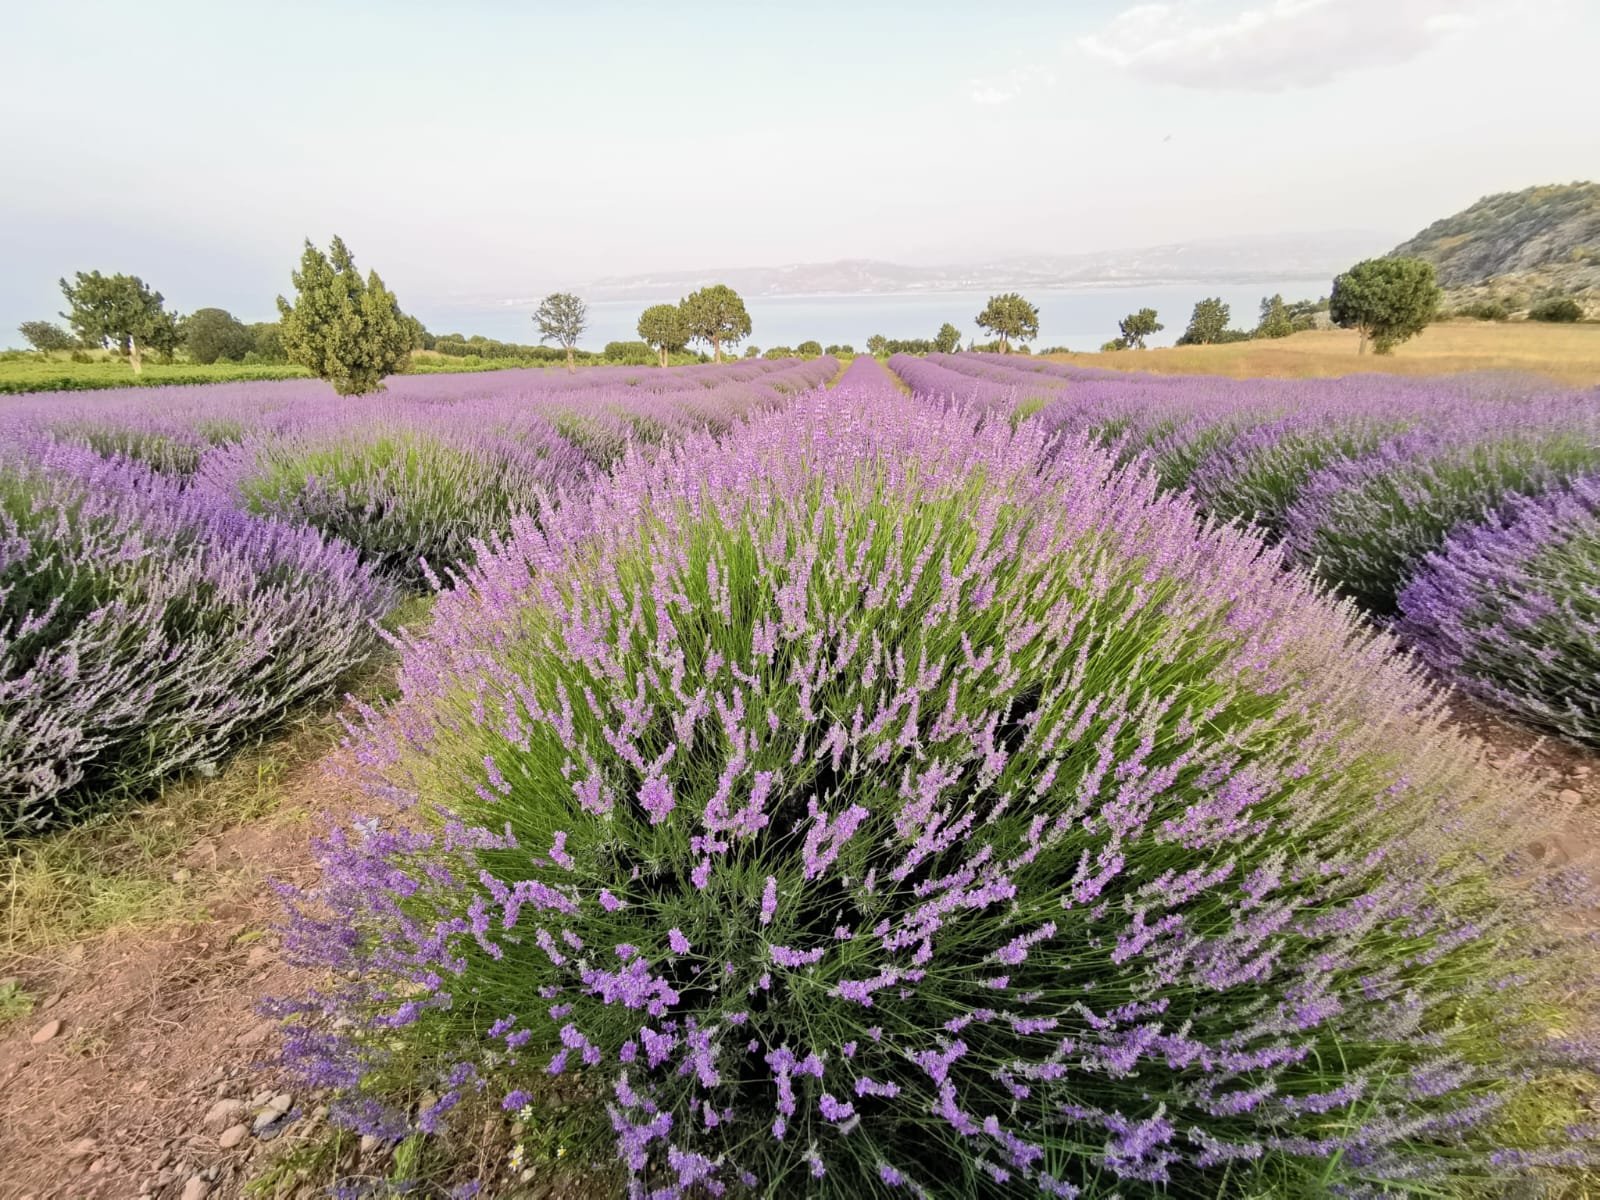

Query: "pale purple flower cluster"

xmin=1398 ymin=476 xmax=1600 ymax=744
xmin=276 ymin=388 xmax=1594 ymax=1194
xmin=0 ymin=436 xmax=393 ymax=833
xmin=1 ymin=359 xmax=836 ymax=829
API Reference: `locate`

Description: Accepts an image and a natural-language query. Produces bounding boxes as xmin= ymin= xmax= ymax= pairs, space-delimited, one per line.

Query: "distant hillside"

xmin=584 ymin=231 xmax=1389 ymax=301
xmin=1390 ymin=182 xmax=1600 ymax=303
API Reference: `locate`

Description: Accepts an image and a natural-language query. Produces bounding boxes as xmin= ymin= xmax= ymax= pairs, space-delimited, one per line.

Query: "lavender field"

xmin=3 ymin=356 xmax=1598 ymax=1197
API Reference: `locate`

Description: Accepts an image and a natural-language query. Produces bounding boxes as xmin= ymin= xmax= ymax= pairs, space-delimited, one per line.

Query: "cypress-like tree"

xmin=277 ymin=236 xmax=415 ymax=394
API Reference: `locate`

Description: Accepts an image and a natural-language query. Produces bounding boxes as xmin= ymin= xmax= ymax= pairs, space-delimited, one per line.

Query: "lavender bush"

xmin=1284 ymin=430 xmax=1600 ymax=612
xmin=201 ymin=413 xmax=594 ymax=590
xmin=0 ymin=439 xmax=393 ymax=834
xmin=277 ymin=393 xmax=1594 ymax=1196
xmin=1398 ymin=476 xmax=1600 ymax=745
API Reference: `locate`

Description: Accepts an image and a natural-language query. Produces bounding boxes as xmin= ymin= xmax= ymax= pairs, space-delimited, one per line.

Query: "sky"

xmin=2 ymin=0 xmax=1596 ymax=339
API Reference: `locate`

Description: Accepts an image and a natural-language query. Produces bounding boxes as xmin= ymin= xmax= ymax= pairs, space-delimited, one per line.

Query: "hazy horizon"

xmin=3 ymin=0 xmax=1596 ymax=341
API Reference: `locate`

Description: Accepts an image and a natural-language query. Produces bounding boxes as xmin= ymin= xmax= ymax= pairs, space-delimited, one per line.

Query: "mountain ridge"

xmin=1388 ymin=182 xmax=1600 ymax=303
xmin=581 ymin=231 xmax=1391 ymax=301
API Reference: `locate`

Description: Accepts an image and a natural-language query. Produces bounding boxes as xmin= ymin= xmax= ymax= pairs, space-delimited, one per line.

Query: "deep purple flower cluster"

xmin=277 ymin=390 xmax=1594 ymax=1195
xmin=1397 ymin=476 xmax=1600 ymax=744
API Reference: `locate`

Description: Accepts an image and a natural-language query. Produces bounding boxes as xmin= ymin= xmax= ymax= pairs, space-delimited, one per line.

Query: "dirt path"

xmin=0 ymin=750 xmax=358 ymax=1200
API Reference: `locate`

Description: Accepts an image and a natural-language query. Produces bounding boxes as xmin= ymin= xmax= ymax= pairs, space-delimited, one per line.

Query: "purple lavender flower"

xmin=272 ymin=387 xmax=1598 ymax=1195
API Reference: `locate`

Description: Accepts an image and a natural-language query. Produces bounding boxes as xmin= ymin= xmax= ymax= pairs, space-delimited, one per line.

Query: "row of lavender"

xmin=0 ymin=358 xmax=837 ymax=834
xmin=276 ymin=383 xmax=1597 ymax=1196
xmin=894 ymin=353 xmax=1600 ymax=746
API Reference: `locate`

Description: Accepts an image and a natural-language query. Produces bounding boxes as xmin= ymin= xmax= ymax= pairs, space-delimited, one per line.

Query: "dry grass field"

xmin=1054 ymin=321 xmax=1600 ymax=387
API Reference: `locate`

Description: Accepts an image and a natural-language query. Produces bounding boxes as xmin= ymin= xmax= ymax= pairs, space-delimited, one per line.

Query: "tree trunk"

xmin=659 ymin=346 xmax=668 ymax=368
xmin=128 ymin=337 xmax=143 ymax=375
xmin=1001 ymin=336 xmax=1010 ymax=354
xmin=566 ymin=345 xmax=576 ymax=373
xmin=712 ymin=336 xmax=722 ymax=363
xmin=1357 ymin=328 xmax=1368 ymax=355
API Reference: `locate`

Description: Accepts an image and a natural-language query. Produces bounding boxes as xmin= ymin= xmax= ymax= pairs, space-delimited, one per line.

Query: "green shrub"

xmin=1529 ymin=296 xmax=1584 ymax=323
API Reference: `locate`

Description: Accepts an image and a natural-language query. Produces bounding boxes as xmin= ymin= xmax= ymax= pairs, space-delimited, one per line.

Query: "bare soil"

xmin=0 ymin=754 xmax=354 ymax=1200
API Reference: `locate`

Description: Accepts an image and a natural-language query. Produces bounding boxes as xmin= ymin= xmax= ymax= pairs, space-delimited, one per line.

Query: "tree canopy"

xmin=58 ymin=271 xmax=180 ymax=373
xmin=17 ymin=320 xmax=77 ymax=353
xmin=182 ymin=307 xmax=254 ymax=364
xmin=637 ymin=303 xmax=690 ymax=367
xmin=1329 ymin=258 xmax=1440 ymax=354
xmin=277 ymin=236 xmax=415 ymax=395
xmin=974 ymin=293 xmax=1040 ymax=352
xmin=680 ymin=285 xmax=751 ymax=362
xmin=1177 ymin=297 xmax=1231 ymax=345
xmin=1117 ymin=308 xmax=1163 ymax=349
xmin=1256 ymin=294 xmax=1294 ymax=339
xmin=534 ymin=293 xmax=588 ymax=372
xmin=933 ymin=323 xmax=962 ymax=354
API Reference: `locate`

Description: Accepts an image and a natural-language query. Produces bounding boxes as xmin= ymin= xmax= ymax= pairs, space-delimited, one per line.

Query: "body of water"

xmin=420 ymin=279 xmax=1331 ymax=355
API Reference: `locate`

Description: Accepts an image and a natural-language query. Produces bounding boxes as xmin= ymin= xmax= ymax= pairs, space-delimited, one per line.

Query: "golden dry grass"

xmin=1052 ymin=321 xmax=1600 ymax=388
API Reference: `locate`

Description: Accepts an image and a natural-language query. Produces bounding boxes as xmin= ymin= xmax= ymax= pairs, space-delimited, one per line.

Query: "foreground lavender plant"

xmin=0 ymin=439 xmax=394 ymax=834
xmin=1398 ymin=476 xmax=1600 ymax=745
xmin=277 ymin=393 xmax=1595 ymax=1196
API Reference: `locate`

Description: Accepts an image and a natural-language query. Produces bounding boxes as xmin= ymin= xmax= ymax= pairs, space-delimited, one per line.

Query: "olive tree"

xmin=637 ymin=303 xmax=690 ymax=367
xmin=1330 ymin=258 xmax=1440 ymax=354
xmin=59 ymin=271 xmax=180 ymax=373
xmin=17 ymin=321 xmax=77 ymax=353
xmin=680 ymin=285 xmax=751 ymax=362
xmin=535 ymin=293 xmax=588 ymax=372
xmin=1117 ymin=308 xmax=1163 ymax=350
xmin=974 ymin=293 xmax=1040 ymax=352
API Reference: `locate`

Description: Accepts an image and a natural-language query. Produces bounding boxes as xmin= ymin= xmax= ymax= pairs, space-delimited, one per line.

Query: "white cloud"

xmin=966 ymin=64 xmax=1057 ymax=105
xmin=1079 ymin=0 xmax=1483 ymax=91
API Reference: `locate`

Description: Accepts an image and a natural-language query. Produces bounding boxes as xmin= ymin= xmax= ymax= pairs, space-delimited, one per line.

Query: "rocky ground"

xmin=1 ymin=698 xmax=1596 ymax=1200
xmin=0 ymin=749 xmax=351 ymax=1200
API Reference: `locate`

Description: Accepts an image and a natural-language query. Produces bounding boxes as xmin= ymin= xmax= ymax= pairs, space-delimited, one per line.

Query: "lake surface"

xmin=423 ymin=279 xmax=1331 ymax=355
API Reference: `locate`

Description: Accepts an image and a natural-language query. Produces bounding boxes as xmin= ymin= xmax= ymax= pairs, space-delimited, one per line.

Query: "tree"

xmin=1100 ymin=338 xmax=1129 ymax=352
xmin=1529 ymin=296 xmax=1583 ymax=323
xmin=743 ymin=345 xmax=761 ymax=359
xmin=1329 ymin=258 xmax=1440 ymax=354
xmin=680 ymin=285 xmax=751 ymax=362
xmin=866 ymin=334 xmax=889 ymax=357
xmin=1177 ymin=297 xmax=1230 ymax=345
xmin=58 ymin=271 xmax=180 ymax=373
xmin=17 ymin=320 xmax=77 ymax=353
xmin=933 ymin=323 xmax=962 ymax=354
xmin=825 ymin=344 xmax=855 ymax=356
xmin=763 ymin=345 xmax=796 ymax=359
xmin=1256 ymin=294 xmax=1294 ymax=339
xmin=1117 ymin=308 xmax=1163 ymax=350
xmin=974 ymin=293 xmax=1040 ymax=352
xmin=796 ymin=340 xmax=822 ymax=357
xmin=249 ymin=322 xmax=287 ymax=362
xmin=534 ymin=293 xmax=588 ymax=372
xmin=637 ymin=303 xmax=690 ymax=367
xmin=181 ymin=307 xmax=254 ymax=364
xmin=277 ymin=236 xmax=415 ymax=395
